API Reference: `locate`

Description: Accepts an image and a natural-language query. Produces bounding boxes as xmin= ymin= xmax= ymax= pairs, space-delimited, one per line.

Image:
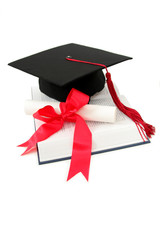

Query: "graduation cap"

xmin=8 ymin=43 xmax=131 ymax=101
xmin=9 ymin=43 xmax=155 ymax=138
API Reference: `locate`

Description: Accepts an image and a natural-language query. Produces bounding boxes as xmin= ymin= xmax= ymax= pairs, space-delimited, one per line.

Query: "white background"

xmin=0 ymin=1 xmax=160 ymax=239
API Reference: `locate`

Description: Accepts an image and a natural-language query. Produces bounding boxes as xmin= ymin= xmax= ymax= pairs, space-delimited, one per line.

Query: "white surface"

xmin=0 ymin=1 xmax=160 ymax=240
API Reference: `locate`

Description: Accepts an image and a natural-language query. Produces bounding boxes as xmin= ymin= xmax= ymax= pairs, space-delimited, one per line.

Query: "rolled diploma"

xmin=24 ymin=100 xmax=117 ymax=123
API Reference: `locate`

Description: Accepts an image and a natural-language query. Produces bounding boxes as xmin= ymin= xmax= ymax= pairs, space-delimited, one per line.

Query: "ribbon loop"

xmin=33 ymin=105 xmax=60 ymax=123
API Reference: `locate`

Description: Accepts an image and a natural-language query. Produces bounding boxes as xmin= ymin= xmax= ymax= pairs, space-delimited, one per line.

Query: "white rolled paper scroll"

xmin=24 ymin=100 xmax=117 ymax=123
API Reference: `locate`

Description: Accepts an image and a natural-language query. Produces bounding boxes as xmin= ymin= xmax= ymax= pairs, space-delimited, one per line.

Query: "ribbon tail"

xmin=18 ymin=122 xmax=63 ymax=155
xmin=18 ymin=140 xmax=36 ymax=155
xmin=67 ymin=116 xmax=92 ymax=181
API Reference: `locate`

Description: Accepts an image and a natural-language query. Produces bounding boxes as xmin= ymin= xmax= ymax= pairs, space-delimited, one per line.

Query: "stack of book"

xmin=31 ymin=84 xmax=149 ymax=165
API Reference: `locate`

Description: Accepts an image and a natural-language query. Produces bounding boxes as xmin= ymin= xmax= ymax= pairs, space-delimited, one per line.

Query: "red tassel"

xmin=66 ymin=57 xmax=155 ymax=139
xmin=106 ymin=72 xmax=155 ymax=138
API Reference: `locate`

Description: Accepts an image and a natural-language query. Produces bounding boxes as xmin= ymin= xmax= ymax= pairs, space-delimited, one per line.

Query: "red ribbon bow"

xmin=18 ymin=89 xmax=92 ymax=181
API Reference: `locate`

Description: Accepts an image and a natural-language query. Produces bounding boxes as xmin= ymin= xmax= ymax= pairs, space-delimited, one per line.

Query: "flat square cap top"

xmin=8 ymin=43 xmax=132 ymax=87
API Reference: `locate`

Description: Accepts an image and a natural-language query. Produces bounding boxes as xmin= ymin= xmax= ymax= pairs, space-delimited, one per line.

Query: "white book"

xmin=31 ymin=85 xmax=149 ymax=164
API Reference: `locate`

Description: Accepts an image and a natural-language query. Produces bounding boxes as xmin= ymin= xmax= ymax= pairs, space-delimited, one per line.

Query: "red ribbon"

xmin=18 ymin=89 xmax=92 ymax=181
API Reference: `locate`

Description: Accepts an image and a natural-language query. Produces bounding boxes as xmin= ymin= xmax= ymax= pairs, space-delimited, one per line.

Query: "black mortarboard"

xmin=8 ymin=43 xmax=131 ymax=101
